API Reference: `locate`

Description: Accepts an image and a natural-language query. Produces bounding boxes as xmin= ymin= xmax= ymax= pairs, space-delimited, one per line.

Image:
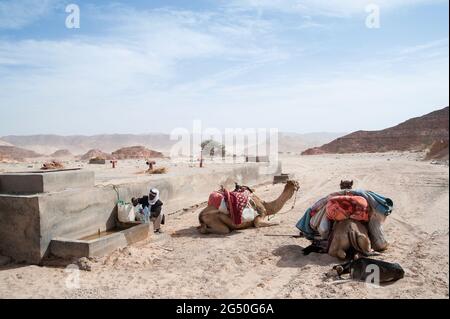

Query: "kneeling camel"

xmin=198 ymin=180 xmax=300 ymax=235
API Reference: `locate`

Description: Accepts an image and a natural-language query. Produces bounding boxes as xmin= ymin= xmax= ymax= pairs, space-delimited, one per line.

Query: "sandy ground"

xmin=0 ymin=153 xmax=448 ymax=299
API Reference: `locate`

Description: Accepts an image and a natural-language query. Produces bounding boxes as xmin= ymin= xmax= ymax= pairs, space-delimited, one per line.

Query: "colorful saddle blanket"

xmin=208 ymin=189 xmax=251 ymax=225
xmin=326 ymin=195 xmax=369 ymax=222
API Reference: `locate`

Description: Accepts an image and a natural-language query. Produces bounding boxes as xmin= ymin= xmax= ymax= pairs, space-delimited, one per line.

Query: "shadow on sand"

xmin=171 ymin=226 xmax=242 ymax=239
xmin=272 ymin=244 xmax=337 ymax=268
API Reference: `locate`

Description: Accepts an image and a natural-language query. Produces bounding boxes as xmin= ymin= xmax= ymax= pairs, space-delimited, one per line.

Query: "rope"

xmin=267 ymin=190 xmax=299 ymax=221
xmin=291 ymin=189 xmax=299 ymax=210
xmin=268 ymin=189 xmax=299 ymax=221
xmin=112 ymin=185 xmax=121 ymax=203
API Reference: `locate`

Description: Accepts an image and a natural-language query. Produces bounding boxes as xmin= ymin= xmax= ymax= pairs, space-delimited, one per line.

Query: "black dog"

xmin=333 ymin=257 xmax=405 ymax=283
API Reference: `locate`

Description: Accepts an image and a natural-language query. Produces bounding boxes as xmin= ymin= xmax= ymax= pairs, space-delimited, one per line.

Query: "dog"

xmin=333 ymin=257 xmax=405 ymax=283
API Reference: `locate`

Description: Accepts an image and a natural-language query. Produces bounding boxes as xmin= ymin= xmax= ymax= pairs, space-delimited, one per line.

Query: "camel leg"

xmin=329 ymin=235 xmax=350 ymax=260
xmin=201 ymin=213 xmax=232 ymax=235
xmin=207 ymin=223 xmax=231 ymax=235
xmin=253 ymin=216 xmax=279 ymax=228
xmin=198 ymin=223 xmax=208 ymax=234
xmin=356 ymin=234 xmax=372 ymax=255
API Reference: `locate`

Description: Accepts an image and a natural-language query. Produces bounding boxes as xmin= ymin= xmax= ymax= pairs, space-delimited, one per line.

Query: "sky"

xmin=0 ymin=0 xmax=448 ymax=136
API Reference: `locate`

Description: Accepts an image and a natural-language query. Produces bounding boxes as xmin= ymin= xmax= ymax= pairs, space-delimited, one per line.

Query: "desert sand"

xmin=0 ymin=153 xmax=448 ymax=299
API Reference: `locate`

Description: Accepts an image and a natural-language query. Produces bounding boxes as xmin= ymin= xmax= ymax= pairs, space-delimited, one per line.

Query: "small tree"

xmin=201 ymin=140 xmax=226 ymax=159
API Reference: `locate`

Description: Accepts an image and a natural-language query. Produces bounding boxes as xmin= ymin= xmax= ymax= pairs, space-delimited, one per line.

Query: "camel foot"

xmin=255 ymin=222 xmax=280 ymax=228
xmin=198 ymin=224 xmax=208 ymax=234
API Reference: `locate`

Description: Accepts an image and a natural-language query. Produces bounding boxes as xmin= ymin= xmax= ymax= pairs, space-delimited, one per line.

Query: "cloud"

xmin=0 ymin=2 xmax=448 ymax=135
xmin=0 ymin=5 xmax=291 ymax=122
xmin=398 ymin=38 xmax=449 ymax=56
xmin=226 ymin=0 xmax=448 ymax=17
xmin=0 ymin=0 xmax=59 ymax=29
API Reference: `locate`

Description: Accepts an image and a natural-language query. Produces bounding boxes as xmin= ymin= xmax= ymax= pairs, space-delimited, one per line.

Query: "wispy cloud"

xmin=398 ymin=38 xmax=449 ymax=56
xmin=0 ymin=1 xmax=448 ymax=135
xmin=226 ymin=0 xmax=448 ymax=17
xmin=0 ymin=0 xmax=59 ymax=29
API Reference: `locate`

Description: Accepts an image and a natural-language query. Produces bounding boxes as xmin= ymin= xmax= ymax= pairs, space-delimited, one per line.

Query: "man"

xmin=132 ymin=188 xmax=165 ymax=233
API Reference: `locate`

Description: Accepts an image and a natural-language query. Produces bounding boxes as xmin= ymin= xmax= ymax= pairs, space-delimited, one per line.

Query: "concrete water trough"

xmin=0 ymin=162 xmax=281 ymax=264
xmin=50 ymin=221 xmax=149 ymax=259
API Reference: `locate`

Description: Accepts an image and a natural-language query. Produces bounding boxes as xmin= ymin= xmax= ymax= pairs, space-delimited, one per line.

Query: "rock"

xmin=75 ymin=257 xmax=93 ymax=271
xmin=0 ymin=255 xmax=11 ymax=266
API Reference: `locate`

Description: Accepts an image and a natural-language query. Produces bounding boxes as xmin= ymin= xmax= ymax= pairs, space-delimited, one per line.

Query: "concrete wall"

xmin=0 ymin=169 xmax=94 ymax=194
xmin=38 ymin=187 xmax=118 ymax=259
xmin=115 ymin=162 xmax=282 ymax=213
xmin=0 ymin=163 xmax=281 ymax=263
xmin=0 ymin=195 xmax=41 ymax=263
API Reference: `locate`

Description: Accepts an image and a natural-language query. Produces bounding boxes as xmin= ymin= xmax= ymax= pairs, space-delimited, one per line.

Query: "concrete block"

xmin=0 ymin=194 xmax=41 ymax=263
xmin=0 ymin=255 xmax=11 ymax=266
xmin=274 ymin=174 xmax=290 ymax=184
xmin=246 ymin=156 xmax=270 ymax=163
xmin=50 ymin=223 xmax=149 ymax=259
xmin=0 ymin=169 xmax=95 ymax=194
xmin=89 ymin=159 xmax=106 ymax=164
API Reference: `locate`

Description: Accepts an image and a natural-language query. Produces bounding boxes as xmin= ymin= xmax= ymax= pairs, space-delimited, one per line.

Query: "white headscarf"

xmin=148 ymin=188 xmax=160 ymax=206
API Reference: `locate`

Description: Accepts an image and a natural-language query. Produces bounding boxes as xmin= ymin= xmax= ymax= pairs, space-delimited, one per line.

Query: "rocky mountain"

xmin=0 ymin=139 xmax=13 ymax=147
xmin=425 ymin=139 xmax=449 ymax=160
xmin=0 ymin=146 xmax=42 ymax=161
xmin=0 ymin=132 xmax=344 ymax=156
xmin=302 ymin=107 xmax=449 ymax=155
xmin=111 ymin=146 xmax=164 ymax=160
xmin=80 ymin=149 xmax=113 ymax=161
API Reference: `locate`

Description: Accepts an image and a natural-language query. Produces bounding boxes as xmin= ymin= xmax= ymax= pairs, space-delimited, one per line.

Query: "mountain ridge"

xmin=302 ymin=106 xmax=449 ymax=155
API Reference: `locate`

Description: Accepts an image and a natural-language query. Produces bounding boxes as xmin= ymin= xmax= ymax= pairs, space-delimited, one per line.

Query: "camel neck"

xmin=263 ymin=185 xmax=295 ymax=215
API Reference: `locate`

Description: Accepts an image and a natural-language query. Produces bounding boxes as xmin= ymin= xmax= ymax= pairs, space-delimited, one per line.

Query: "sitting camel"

xmin=198 ymin=180 xmax=300 ymax=235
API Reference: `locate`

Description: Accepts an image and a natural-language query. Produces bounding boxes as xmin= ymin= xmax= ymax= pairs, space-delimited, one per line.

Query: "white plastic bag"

xmin=242 ymin=207 xmax=258 ymax=222
xmin=135 ymin=205 xmax=150 ymax=223
xmin=117 ymin=202 xmax=136 ymax=222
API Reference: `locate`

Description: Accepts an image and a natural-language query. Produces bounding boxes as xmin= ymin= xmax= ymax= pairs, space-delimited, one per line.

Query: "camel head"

xmin=286 ymin=180 xmax=300 ymax=192
xmin=340 ymin=180 xmax=353 ymax=190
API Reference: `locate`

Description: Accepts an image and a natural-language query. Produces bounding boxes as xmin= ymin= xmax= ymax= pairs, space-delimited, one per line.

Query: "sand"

xmin=0 ymin=153 xmax=448 ymax=299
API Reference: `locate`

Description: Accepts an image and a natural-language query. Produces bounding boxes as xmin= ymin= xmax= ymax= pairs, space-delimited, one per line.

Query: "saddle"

xmin=208 ymin=186 xmax=252 ymax=225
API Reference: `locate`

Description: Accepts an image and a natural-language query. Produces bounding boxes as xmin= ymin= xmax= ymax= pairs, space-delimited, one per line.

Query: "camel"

xmin=198 ymin=180 xmax=300 ymax=235
xmin=41 ymin=160 xmax=64 ymax=170
xmin=328 ymin=219 xmax=372 ymax=260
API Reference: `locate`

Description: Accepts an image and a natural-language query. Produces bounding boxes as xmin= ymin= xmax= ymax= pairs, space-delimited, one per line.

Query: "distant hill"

xmin=0 ymin=146 xmax=41 ymax=161
xmin=50 ymin=149 xmax=74 ymax=158
xmin=0 ymin=134 xmax=175 ymax=155
xmin=111 ymin=146 xmax=164 ymax=160
xmin=80 ymin=149 xmax=113 ymax=161
xmin=302 ymin=107 xmax=449 ymax=155
xmin=0 ymin=132 xmax=345 ymax=156
xmin=0 ymin=139 xmax=13 ymax=147
xmin=278 ymin=132 xmax=345 ymax=153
